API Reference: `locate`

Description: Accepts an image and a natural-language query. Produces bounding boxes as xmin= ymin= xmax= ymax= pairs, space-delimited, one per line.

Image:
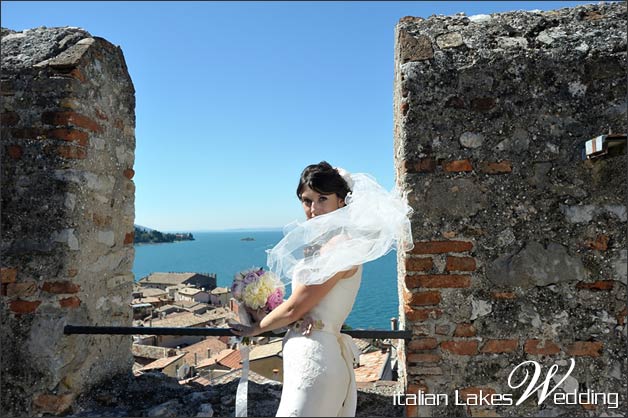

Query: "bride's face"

xmin=300 ymin=186 xmax=345 ymax=220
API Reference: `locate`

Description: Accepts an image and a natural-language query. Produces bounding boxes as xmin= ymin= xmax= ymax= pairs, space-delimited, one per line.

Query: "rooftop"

xmin=146 ymin=311 xmax=214 ymax=328
xmin=138 ymin=354 xmax=185 ymax=372
xmin=249 ymin=339 xmax=283 ymax=361
xmin=181 ymin=337 xmax=228 ymax=365
xmin=355 ymin=350 xmax=391 ymax=383
xmin=133 ymin=287 xmax=168 ymax=298
xmin=178 ymin=287 xmax=206 ymax=296
xmin=138 ymin=272 xmax=214 ymax=286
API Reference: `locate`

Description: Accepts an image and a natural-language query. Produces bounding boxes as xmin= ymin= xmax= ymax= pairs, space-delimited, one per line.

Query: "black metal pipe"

xmin=63 ymin=325 xmax=412 ymax=339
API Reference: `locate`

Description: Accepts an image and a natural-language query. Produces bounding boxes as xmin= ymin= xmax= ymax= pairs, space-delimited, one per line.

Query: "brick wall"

xmin=393 ymin=3 xmax=626 ymax=416
xmin=1 ymin=27 xmax=136 ymax=416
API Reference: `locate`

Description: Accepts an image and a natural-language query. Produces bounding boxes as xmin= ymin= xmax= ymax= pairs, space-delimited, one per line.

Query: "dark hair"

xmin=296 ymin=161 xmax=351 ymax=200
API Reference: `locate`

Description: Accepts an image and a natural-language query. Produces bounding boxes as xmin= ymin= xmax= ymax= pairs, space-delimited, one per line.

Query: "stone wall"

xmin=393 ymin=2 xmax=626 ymax=417
xmin=1 ymin=27 xmax=136 ymax=416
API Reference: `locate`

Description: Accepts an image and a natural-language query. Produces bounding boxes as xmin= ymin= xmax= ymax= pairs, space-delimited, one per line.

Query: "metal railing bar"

xmin=64 ymin=325 xmax=412 ymax=339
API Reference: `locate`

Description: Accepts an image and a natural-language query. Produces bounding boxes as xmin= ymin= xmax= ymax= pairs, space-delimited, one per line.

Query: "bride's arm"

xmin=231 ymin=266 xmax=358 ymax=337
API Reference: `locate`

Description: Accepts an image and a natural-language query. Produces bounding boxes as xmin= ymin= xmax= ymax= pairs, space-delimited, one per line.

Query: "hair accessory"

xmin=334 ymin=167 xmax=354 ymax=190
xmin=267 ymin=172 xmax=414 ymax=286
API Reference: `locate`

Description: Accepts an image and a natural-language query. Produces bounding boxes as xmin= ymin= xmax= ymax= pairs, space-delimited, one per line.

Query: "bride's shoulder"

xmin=339 ymin=264 xmax=361 ymax=280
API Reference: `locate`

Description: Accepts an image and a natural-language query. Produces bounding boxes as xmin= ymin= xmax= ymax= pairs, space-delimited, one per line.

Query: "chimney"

xmin=194 ymin=353 xmax=198 ymax=366
xmin=390 ymin=317 xmax=398 ymax=331
xmin=207 ymin=349 xmax=211 ymax=359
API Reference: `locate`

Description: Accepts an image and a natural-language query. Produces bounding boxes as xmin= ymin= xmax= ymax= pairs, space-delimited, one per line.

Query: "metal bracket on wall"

xmin=582 ymin=133 xmax=627 ymax=160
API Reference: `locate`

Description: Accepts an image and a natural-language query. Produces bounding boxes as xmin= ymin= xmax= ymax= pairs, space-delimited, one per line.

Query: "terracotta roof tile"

xmin=182 ymin=338 xmax=228 ymax=365
xmin=218 ymin=349 xmax=242 ymax=370
xmin=354 ymin=350 xmax=390 ymax=383
xmin=139 ymin=354 xmax=185 ymax=372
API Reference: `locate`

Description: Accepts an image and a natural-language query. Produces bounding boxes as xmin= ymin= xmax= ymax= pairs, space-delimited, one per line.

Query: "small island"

xmin=240 ymin=237 xmax=255 ymax=241
xmin=134 ymin=226 xmax=195 ymax=244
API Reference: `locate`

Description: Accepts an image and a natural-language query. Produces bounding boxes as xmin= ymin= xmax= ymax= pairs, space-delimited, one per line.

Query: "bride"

xmin=231 ymin=161 xmax=412 ymax=417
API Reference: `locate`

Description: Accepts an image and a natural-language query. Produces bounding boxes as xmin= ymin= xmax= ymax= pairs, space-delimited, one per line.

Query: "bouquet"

xmin=231 ymin=267 xmax=284 ymax=320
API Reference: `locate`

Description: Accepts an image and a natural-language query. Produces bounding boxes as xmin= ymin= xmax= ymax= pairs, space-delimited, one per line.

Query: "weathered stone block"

xmin=486 ymin=242 xmax=584 ymax=289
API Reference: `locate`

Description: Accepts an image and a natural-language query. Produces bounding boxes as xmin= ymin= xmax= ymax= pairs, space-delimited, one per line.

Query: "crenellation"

xmin=395 ymin=2 xmax=626 ymax=416
xmin=1 ymin=25 xmax=136 ymax=416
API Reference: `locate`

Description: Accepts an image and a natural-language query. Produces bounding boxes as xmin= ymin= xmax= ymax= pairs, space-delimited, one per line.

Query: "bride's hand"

xmin=230 ymin=321 xmax=261 ymax=337
xmin=247 ymin=307 xmax=267 ymax=323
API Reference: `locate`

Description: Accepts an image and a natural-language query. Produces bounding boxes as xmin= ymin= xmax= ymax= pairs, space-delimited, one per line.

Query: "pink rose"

xmin=265 ymin=288 xmax=284 ymax=311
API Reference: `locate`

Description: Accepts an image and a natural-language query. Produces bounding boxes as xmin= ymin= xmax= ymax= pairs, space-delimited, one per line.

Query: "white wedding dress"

xmin=276 ymin=265 xmax=363 ymax=417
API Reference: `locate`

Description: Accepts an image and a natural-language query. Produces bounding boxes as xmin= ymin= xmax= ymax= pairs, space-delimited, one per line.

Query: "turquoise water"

xmin=133 ymin=230 xmax=400 ymax=329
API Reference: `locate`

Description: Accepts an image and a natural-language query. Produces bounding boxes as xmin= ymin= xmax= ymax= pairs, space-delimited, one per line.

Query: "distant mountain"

xmin=134 ymin=224 xmax=155 ymax=232
xmin=133 ymin=225 xmax=194 ymax=244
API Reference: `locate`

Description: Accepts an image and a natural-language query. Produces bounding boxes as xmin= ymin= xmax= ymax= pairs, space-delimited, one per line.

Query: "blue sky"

xmin=3 ymin=1 xmax=594 ymax=231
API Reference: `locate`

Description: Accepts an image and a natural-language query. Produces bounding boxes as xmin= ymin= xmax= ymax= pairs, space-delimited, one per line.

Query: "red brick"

xmin=616 ymin=306 xmax=627 ymax=327
xmin=405 ymin=307 xmax=443 ymax=322
xmin=565 ymin=341 xmax=602 ymax=357
xmin=445 ymin=256 xmax=476 ymax=272
xmin=583 ymin=234 xmax=609 ymax=251
xmin=6 ymin=281 xmax=38 ymax=298
xmin=42 ymin=111 xmax=103 ymax=133
xmin=491 ymin=291 xmax=517 ymax=300
xmin=123 ymin=168 xmax=135 ymax=179
xmin=69 ymin=68 xmax=86 ymax=82
xmin=440 ymin=340 xmax=479 ymax=355
xmin=406 ymin=274 xmax=471 ymax=289
xmin=480 ymin=339 xmax=519 ymax=354
xmin=1 ymin=268 xmax=17 ymax=284
xmin=581 ymin=403 xmax=597 ymax=411
xmin=406 ymin=257 xmax=433 ymax=272
xmin=7 ymin=144 xmax=23 ymax=160
xmin=459 ymin=387 xmax=497 ymax=404
xmin=406 ymin=291 xmax=441 ymax=306
xmin=407 ymin=353 xmax=441 ymax=363
xmin=403 ymin=158 xmax=437 ymax=174
xmin=410 ymin=240 xmax=473 ymax=254
xmin=408 ymin=337 xmax=439 ymax=351
xmin=57 ymin=145 xmax=87 ymax=159
xmin=11 ymin=128 xmax=45 ymax=139
xmin=59 ymin=296 xmax=81 ymax=308
xmin=46 ymin=128 xmax=88 ymax=146
xmin=454 ymin=323 xmax=477 ymax=337
xmin=124 ymin=232 xmax=135 ymax=245
xmin=9 ymin=299 xmax=41 ymax=314
xmin=42 ymin=281 xmax=80 ymax=294
xmin=1 ymin=111 xmax=19 ymax=126
xmin=575 ymin=281 xmax=614 ymax=291
xmin=442 ymin=159 xmax=473 ymax=172
xmin=405 ymin=383 xmax=428 ymax=417
xmin=401 ymin=102 xmax=409 ymax=116
xmin=479 ymin=161 xmax=512 ymax=174
xmin=524 ymin=339 xmax=561 ymax=355
xmin=470 ymin=97 xmax=496 ymax=112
